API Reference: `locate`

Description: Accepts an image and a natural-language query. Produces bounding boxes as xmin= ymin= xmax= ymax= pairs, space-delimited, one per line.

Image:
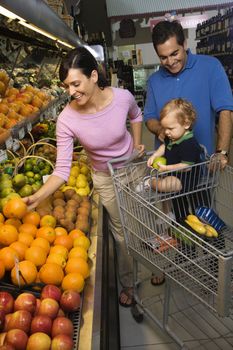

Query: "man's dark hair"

xmin=152 ymin=20 xmax=185 ymax=51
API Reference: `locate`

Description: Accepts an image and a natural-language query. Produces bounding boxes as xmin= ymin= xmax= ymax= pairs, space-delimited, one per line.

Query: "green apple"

xmin=152 ymin=156 xmax=167 ymax=169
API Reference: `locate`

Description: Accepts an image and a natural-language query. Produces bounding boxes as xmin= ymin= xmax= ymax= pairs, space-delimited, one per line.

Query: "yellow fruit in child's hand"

xmin=152 ymin=157 xmax=167 ymax=169
xmin=186 ymin=214 xmax=202 ymax=224
xmin=205 ymin=225 xmax=218 ymax=238
xmin=185 ymin=220 xmax=206 ymax=235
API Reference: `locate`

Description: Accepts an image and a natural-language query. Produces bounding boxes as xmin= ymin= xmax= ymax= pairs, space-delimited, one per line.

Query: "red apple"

xmin=0 ymin=332 xmax=7 ymax=346
xmin=3 ymin=314 xmax=12 ymax=332
xmin=30 ymin=315 xmax=52 ymax=335
xmin=0 ymin=292 xmax=14 ymax=314
xmin=26 ymin=332 xmax=51 ymax=350
xmin=7 ymin=310 xmax=32 ymax=333
xmin=14 ymin=293 xmax=37 ymax=314
xmin=51 ymin=317 xmax=73 ymax=338
xmin=0 ymin=310 xmax=5 ymax=331
xmin=41 ymin=285 xmax=62 ymax=302
xmin=33 ymin=299 xmax=41 ymax=316
xmin=4 ymin=329 xmax=28 ymax=350
xmin=51 ymin=334 xmax=73 ymax=350
xmin=60 ymin=290 xmax=80 ymax=313
xmin=38 ymin=298 xmax=59 ymax=320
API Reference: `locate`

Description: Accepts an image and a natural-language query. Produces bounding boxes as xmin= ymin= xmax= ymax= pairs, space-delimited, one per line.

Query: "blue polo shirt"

xmin=144 ymin=50 xmax=233 ymax=155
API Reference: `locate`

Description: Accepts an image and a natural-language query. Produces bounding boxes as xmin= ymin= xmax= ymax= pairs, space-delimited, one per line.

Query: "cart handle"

xmin=107 ymin=150 xmax=154 ymax=175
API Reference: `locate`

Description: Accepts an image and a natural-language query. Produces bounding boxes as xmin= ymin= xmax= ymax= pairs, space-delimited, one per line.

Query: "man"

xmin=144 ymin=20 xmax=233 ymax=286
xmin=144 ymin=20 xmax=233 ymax=163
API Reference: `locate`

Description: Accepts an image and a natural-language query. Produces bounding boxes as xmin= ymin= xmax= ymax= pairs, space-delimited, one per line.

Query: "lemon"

xmin=67 ymin=175 xmax=76 ymax=187
xmin=76 ymin=187 xmax=89 ymax=196
xmin=80 ymin=165 xmax=89 ymax=175
xmin=70 ymin=166 xmax=80 ymax=177
xmin=77 ymin=174 xmax=87 ymax=181
xmin=76 ymin=178 xmax=87 ymax=189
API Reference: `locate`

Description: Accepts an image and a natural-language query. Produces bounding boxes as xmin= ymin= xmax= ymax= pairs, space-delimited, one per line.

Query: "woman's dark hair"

xmin=59 ymin=46 xmax=108 ymax=89
xmin=152 ymin=20 xmax=185 ymax=51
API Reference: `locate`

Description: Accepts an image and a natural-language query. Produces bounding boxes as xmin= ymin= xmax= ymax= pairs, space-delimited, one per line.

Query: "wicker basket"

xmin=13 ymin=155 xmax=54 ymax=176
xmin=26 ymin=141 xmax=57 ymax=161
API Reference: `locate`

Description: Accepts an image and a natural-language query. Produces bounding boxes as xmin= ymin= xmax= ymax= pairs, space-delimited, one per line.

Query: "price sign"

xmin=0 ymin=149 xmax=7 ymax=163
xmin=42 ymin=174 xmax=51 ymax=184
xmin=5 ymin=136 xmax=13 ymax=150
xmin=12 ymin=139 xmax=20 ymax=152
xmin=18 ymin=128 xmax=25 ymax=139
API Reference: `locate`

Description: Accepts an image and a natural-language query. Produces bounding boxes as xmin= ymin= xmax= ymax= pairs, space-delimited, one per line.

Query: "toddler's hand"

xmin=157 ymin=162 xmax=167 ymax=172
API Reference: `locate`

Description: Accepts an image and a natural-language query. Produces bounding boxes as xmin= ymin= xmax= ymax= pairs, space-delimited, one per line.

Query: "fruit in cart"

xmin=186 ymin=214 xmax=202 ymax=225
xmin=205 ymin=224 xmax=218 ymax=238
xmin=59 ymin=290 xmax=81 ymax=313
xmin=26 ymin=332 xmax=51 ymax=350
xmin=185 ymin=219 xmax=206 ymax=235
xmin=0 ymin=292 xmax=14 ymax=314
xmin=152 ymin=156 xmax=167 ymax=169
xmin=14 ymin=293 xmax=37 ymax=315
xmin=3 ymin=198 xmax=27 ymax=219
xmin=30 ymin=315 xmax=53 ymax=335
xmin=4 ymin=329 xmax=28 ymax=350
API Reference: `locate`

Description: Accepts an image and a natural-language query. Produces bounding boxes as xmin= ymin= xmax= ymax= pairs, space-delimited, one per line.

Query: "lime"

xmin=18 ymin=184 xmax=33 ymax=197
xmin=12 ymin=174 xmax=26 ymax=188
xmin=28 ymin=177 xmax=35 ymax=185
xmin=38 ymin=161 xmax=45 ymax=170
xmin=25 ymin=171 xmax=35 ymax=178
xmin=34 ymin=173 xmax=42 ymax=181
xmin=24 ymin=163 xmax=33 ymax=171
xmin=33 ymin=165 xmax=40 ymax=173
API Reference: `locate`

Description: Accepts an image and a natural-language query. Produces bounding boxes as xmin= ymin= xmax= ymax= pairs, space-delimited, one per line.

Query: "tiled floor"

xmin=118 ymin=125 xmax=233 ymax=350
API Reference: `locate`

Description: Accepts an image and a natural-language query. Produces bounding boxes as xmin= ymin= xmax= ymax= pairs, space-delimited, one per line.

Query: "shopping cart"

xmin=108 ymin=155 xmax=233 ymax=349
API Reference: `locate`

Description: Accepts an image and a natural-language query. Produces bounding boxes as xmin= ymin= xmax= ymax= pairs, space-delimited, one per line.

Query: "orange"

xmin=54 ymin=227 xmax=68 ymax=237
xmin=0 ymin=247 xmax=19 ymax=271
xmin=11 ymin=260 xmax=37 ymax=286
xmin=61 ymin=272 xmax=85 ymax=292
xmin=36 ymin=226 xmax=56 ymax=244
xmin=18 ymin=223 xmax=37 ymax=238
xmin=0 ymin=260 xmax=5 ymax=279
xmin=40 ymin=215 xmax=56 ymax=228
xmin=68 ymin=229 xmax=85 ymax=240
xmin=4 ymin=218 xmax=22 ymax=229
xmin=0 ymin=213 xmax=4 ymax=224
xmin=54 ymin=235 xmax=73 ymax=251
xmin=25 ymin=246 xmax=47 ymax=267
xmin=10 ymin=241 xmax=27 ymax=261
xmin=31 ymin=237 xmax=50 ymax=254
xmin=3 ymin=198 xmax=27 ymax=219
xmin=65 ymin=257 xmax=90 ymax=279
xmin=68 ymin=246 xmax=88 ymax=261
xmin=0 ymin=224 xmax=18 ymax=246
xmin=18 ymin=232 xmax=34 ymax=246
xmin=49 ymin=245 xmax=68 ymax=260
xmin=46 ymin=253 xmax=66 ymax=268
xmin=22 ymin=211 xmax=40 ymax=227
xmin=39 ymin=263 xmax=64 ymax=286
xmin=73 ymin=236 xmax=91 ymax=251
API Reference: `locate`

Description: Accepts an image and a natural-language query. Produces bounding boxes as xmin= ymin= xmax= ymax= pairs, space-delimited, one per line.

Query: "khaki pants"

xmin=92 ymin=171 xmax=133 ymax=287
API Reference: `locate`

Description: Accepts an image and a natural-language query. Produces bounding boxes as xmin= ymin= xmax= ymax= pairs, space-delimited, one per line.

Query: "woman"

xmin=24 ymin=46 xmax=145 ymax=307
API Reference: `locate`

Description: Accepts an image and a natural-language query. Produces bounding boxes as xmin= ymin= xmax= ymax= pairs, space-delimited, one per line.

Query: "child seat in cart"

xmin=108 ymin=154 xmax=233 ymax=349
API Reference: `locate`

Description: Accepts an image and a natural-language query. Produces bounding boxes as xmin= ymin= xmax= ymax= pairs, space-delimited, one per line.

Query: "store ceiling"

xmin=106 ymin=0 xmax=233 ymax=18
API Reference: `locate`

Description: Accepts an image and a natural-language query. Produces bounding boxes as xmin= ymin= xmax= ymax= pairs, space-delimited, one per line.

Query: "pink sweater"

xmin=53 ymin=87 xmax=142 ymax=180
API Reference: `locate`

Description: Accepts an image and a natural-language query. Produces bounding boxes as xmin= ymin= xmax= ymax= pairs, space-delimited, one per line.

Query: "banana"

xmin=186 ymin=214 xmax=202 ymax=224
xmin=185 ymin=219 xmax=206 ymax=235
xmin=205 ymin=224 xmax=218 ymax=238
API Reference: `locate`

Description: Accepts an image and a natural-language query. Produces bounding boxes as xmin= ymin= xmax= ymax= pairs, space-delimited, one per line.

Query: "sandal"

xmin=119 ymin=287 xmax=135 ymax=308
xmin=150 ymin=273 xmax=165 ymax=286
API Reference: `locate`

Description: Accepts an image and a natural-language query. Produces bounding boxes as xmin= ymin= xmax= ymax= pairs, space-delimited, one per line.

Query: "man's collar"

xmin=160 ymin=49 xmax=196 ymax=77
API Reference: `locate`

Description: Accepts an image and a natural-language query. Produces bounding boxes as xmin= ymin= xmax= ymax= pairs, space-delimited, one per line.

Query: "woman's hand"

xmin=22 ymin=194 xmax=41 ymax=211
